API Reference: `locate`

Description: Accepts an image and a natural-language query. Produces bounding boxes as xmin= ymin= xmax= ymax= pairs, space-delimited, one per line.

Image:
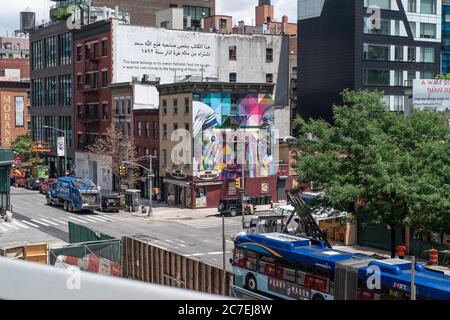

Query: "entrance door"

xmin=277 ymin=179 xmax=286 ymax=202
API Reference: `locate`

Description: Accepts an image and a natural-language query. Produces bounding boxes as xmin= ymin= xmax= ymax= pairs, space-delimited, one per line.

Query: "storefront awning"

xmin=195 ymin=181 xmax=224 ymax=187
xmin=163 ymin=178 xmax=191 ymax=187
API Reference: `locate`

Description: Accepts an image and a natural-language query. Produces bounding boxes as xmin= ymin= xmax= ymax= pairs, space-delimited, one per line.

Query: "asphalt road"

xmin=2 ymin=187 xmax=244 ymax=270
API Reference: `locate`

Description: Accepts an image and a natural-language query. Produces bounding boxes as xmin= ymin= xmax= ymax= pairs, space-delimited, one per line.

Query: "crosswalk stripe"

xmin=2 ymin=223 xmax=20 ymax=230
xmin=31 ymin=219 xmax=50 ymax=227
xmin=21 ymin=220 xmax=40 ymax=228
xmin=12 ymin=220 xmax=29 ymax=229
xmin=67 ymin=216 xmax=88 ymax=224
xmin=75 ymin=216 xmax=98 ymax=222
xmin=98 ymin=215 xmax=119 ymax=221
xmin=52 ymin=218 xmax=68 ymax=224
xmin=40 ymin=218 xmax=59 ymax=226
xmin=0 ymin=225 xmax=8 ymax=232
xmin=102 ymin=215 xmax=128 ymax=221
xmin=86 ymin=216 xmax=107 ymax=222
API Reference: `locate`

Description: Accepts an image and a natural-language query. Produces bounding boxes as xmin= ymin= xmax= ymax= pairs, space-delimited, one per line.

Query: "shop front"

xmin=163 ymin=178 xmax=192 ymax=208
xmin=192 ymin=180 xmax=223 ymax=209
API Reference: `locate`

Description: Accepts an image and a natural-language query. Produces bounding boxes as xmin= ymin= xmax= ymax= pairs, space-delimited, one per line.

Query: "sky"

xmin=0 ymin=0 xmax=297 ymax=35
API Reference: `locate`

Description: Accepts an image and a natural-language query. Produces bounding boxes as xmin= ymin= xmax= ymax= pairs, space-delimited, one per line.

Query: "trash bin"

xmin=125 ymin=189 xmax=141 ymax=212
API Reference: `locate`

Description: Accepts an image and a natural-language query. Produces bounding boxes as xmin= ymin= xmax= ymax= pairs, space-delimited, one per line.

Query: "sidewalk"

xmin=333 ymin=243 xmax=450 ymax=276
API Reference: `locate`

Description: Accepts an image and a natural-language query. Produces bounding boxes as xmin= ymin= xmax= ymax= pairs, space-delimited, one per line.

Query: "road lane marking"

xmin=40 ymin=218 xmax=59 ymax=226
xmin=207 ymin=252 xmax=224 ymax=255
xmin=12 ymin=221 xmax=29 ymax=229
xmin=184 ymin=253 xmax=206 ymax=257
xmin=74 ymin=216 xmax=98 ymax=222
xmin=67 ymin=216 xmax=88 ymax=224
xmin=21 ymin=220 xmax=40 ymax=228
xmin=2 ymin=223 xmax=20 ymax=230
xmin=86 ymin=216 xmax=107 ymax=222
xmin=31 ymin=219 xmax=50 ymax=227
xmin=51 ymin=218 xmax=68 ymax=224
xmin=0 ymin=225 xmax=8 ymax=232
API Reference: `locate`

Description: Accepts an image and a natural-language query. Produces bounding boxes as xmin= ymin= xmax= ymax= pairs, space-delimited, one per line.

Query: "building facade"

xmin=158 ymin=82 xmax=296 ymax=209
xmin=90 ymin=0 xmax=216 ymax=28
xmin=442 ymin=0 xmax=450 ymax=74
xmin=0 ymin=81 xmax=30 ymax=148
xmin=30 ymin=21 xmax=74 ymax=177
xmin=297 ymin=0 xmax=442 ymax=122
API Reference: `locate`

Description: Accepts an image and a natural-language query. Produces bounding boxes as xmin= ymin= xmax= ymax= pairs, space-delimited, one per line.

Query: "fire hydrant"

xmin=429 ymin=248 xmax=439 ymax=266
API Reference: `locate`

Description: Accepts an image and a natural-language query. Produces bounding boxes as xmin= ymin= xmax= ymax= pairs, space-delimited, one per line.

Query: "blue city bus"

xmin=232 ymin=233 xmax=450 ymax=300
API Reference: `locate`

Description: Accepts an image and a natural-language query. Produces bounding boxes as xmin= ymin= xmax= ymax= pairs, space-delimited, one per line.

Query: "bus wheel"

xmin=312 ymin=294 xmax=325 ymax=301
xmin=68 ymin=202 xmax=74 ymax=213
xmin=245 ymin=274 xmax=257 ymax=292
xmin=63 ymin=201 xmax=68 ymax=211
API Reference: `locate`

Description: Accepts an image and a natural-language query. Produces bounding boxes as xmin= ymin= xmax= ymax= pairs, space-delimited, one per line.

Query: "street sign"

xmin=57 ymin=137 xmax=65 ymax=157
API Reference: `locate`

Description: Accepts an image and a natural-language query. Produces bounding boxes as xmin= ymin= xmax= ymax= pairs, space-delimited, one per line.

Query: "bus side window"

xmin=282 ymin=267 xmax=296 ymax=282
xmin=245 ymin=250 xmax=258 ymax=271
xmin=235 ymin=248 xmax=246 ymax=267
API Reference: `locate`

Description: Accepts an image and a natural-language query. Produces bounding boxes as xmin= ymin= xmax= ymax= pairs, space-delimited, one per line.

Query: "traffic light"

xmin=235 ymin=178 xmax=241 ymax=190
xmin=119 ymin=165 xmax=127 ymax=177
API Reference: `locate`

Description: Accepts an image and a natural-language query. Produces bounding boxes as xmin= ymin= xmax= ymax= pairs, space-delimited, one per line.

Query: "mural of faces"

xmin=192 ymin=93 xmax=276 ymax=179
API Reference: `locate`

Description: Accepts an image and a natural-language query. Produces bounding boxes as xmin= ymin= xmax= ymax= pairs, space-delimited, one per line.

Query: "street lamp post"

xmin=43 ymin=125 xmax=67 ymax=176
xmin=123 ymin=155 xmax=156 ymax=217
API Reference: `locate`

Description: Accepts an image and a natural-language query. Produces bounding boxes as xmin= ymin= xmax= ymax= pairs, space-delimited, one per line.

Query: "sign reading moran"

xmin=113 ymin=25 xmax=217 ymax=84
xmin=413 ymin=79 xmax=450 ymax=111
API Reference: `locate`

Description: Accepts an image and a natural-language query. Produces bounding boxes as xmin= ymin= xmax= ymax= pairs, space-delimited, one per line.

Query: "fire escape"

xmin=77 ymin=43 xmax=100 ymax=149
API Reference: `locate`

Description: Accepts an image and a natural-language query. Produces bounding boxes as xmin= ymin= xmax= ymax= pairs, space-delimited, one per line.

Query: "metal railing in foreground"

xmin=0 ymin=257 xmax=228 ymax=300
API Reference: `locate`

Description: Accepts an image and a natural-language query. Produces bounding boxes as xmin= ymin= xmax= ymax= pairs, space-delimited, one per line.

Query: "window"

xmin=364 ymin=0 xmax=390 ymax=9
xmin=45 ymin=37 xmax=56 ymax=68
xmin=394 ymin=45 xmax=403 ymax=61
xmin=421 ymin=71 xmax=435 ymax=79
xmin=393 ymin=96 xmax=404 ymax=111
xmin=184 ymin=97 xmax=189 ymax=114
xmin=409 ymin=22 xmax=416 ymax=37
xmin=266 ymin=73 xmax=274 ymax=83
xmin=162 ymin=99 xmax=167 ymax=115
xmin=421 ymin=47 xmax=435 ymax=63
xmin=162 ymin=123 xmax=167 ymax=139
xmin=15 ymin=96 xmax=24 ymax=127
xmin=163 ymin=149 xmax=167 ymax=165
xmin=229 ymin=73 xmax=237 ymax=82
xmin=407 ymin=47 xmax=416 ymax=62
xmin=137 ymin=121 xmax=142 ymax=137
xmin=32 ymin=40 xmax=43 ymax=70
xmin=407 ymin=0 xmax=417 ymax=12
xmin=185 ymin=123 xmax=190 ymax=131
xmin=100 ymin=103 xmax=108 ymax=120
xmin=93 ymin=72 xmax=99 ymax=88
xmin=44 ymin=77 xmax=56 ymax=106
xmin=127 ymin=98 xmax=131 ymax=114
xmin=0 ymin=69 xmax=4 ymax=77
xmin=183 ymin=5 xmax=211 ymax=29
xmin=58 ymin=33 xmax=72 ymax=65
xmin=58 ymin=74 xmax=72 ymax=106
xmin=266 ymin=48 xmax=273 ymax=63
xmin=364 ymin=18 xmax=391 ymax=35
xmin=153 ymin=121 xmax=157 ymax=138
xmin=229 ymin=45 xmax=237 ymax=60
xmin=102 ymin=39 xmax=108 ymax=57
xmin=363 ymin=69 xmax=390 ymax=86
xmin=146 ymin=121 xmax=150 ymax=137
xmin=102 ymin=70 xmax=109 ymax=87
xmin=420 ymin=23 xmax=436 ymax=39
xmin=421 ymin=0 xmax=436 ymax=14
xmin=31 ymin=79 xmax=43 ymax=107
xmin=364 ymin=44 xmax=390 ymax=61
xmin=77 ymin=74 xmax=82 ymax=89
xmin=407 ymin=71 xmax=415 ymax=86
xmin=173 ymin=98 xmax=178 ymax=114
xmin=76 ymin=46 xmax=82 ymax=62
xmin=394 ymin=70 xmax=403 ymax=86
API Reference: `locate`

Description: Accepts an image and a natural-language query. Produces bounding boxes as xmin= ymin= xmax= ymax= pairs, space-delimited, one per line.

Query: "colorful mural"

xmin=192 ymin=92 xmax=277 ymax=179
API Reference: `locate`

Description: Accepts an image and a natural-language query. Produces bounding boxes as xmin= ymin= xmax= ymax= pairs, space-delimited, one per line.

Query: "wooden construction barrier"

xmin=122 ymin=236 xmax=234 ymax=296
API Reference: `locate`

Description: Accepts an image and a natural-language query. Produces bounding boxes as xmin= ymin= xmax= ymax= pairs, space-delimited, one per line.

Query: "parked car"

xmin=39 ymin=178 xmax=56 ymax=194
xmin=218 ymin=198 xmax=244 ymax=217
xmin=26 ymin=177 xmax=45 ymax=190
xmin=100 ymin=194 xmax=121 ymax=213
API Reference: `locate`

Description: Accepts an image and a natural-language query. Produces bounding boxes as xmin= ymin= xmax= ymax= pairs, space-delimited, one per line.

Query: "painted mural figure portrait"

xmin=192 ymin=101 xmax=221 ymax=174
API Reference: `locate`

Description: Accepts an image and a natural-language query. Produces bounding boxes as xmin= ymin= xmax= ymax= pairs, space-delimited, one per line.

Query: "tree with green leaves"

xmin=293 ymin=90 xmax=450 ymax=258
xmin=10 ymin=134 xmax=33 ymax=161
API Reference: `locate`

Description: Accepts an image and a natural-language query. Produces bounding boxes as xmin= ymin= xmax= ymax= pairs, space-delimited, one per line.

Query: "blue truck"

xmin=46 ymin=177 xmax=101 ymax=213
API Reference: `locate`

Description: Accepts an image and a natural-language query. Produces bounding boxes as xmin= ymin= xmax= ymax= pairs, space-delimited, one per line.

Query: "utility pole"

xmin=222 ymin=212 xmax=226 ymax=295
xmin=411 ymin=256 xmax=416 ymax=300
xmin=148 ymin=155 xmax=153 ymax=217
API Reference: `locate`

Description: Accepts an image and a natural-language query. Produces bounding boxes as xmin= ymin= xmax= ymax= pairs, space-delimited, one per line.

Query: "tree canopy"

xmin=293 ymin=90 xmax=450 ymax=257
xmin=10 ymin=134 xmax=33 ymax=161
